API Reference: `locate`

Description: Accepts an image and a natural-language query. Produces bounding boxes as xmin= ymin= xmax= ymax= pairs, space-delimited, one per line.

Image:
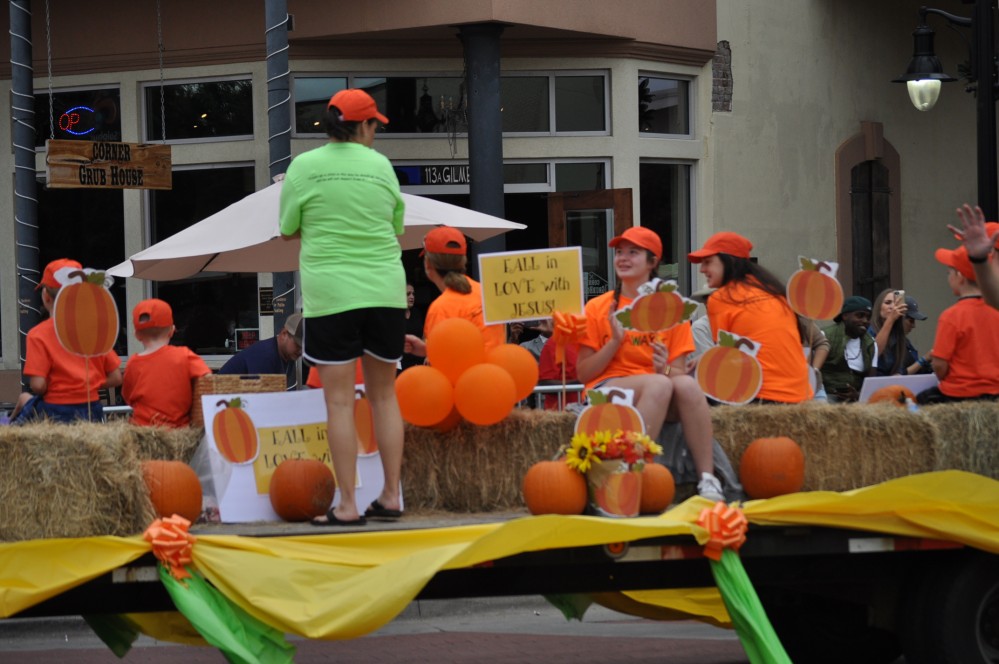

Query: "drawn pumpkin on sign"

xmin=574 ymin=389 xmax=645 ymax=436
xmin=53 ymin=270 xmax=118 ymax=357
xmin=589 ymin=464 xmax=642 ymax=517
xmin=786 ymin=257 xmax=844 ymax=321
xmin=696 ymin=330 xmax=763 ymax=405
xmin=614 ymin=280 xmax=698 ymax=332
xmin=354 ymin=389 xmax=378 ymax=456
xmin=212 ymin=397 xmax=259 ymax=465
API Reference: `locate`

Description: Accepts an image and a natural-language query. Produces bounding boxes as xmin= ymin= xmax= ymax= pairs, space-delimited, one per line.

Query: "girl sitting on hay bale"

xmin=575 ymin=227 xmax=726 ymax=502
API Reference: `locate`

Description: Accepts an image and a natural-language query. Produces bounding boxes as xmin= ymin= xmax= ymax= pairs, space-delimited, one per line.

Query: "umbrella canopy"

xmin=107 ymin=181 xmax=526 ymax=280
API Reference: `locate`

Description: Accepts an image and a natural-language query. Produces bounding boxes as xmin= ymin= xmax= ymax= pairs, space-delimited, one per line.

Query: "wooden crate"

xmin=191 ymin=374 xmax=287 ymax=428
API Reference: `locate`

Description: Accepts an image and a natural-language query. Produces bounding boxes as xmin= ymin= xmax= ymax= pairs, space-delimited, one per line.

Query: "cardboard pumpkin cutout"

xmin=574 ymin=388 xmax=646 ymax=436
xmin=212 ymin=397 xmax=260 ymax=465
xmin=614 ymin=279 xmax=698 ymax=332
xmin=786 ymin=257 xmax=844 ymax=321
xmin=52 ymin=269 xmax=118 ymax=357
xmin=696 ymin=330 xmax=763 ymax=405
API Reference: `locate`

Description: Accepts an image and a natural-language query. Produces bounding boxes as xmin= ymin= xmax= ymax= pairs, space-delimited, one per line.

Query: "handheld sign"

xmin=614 ymin=279 xmax=697 ymax=332
xmin=786 ymin=257 xmax=844 ymax=321
xmin=695 ymin=330 xmax=763 ymax=405
xmin=478 ymin=247 xmax=583 ymax=324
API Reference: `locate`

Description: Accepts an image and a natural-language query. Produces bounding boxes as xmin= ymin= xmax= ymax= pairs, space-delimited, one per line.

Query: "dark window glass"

xmin=555 ymin=163 xmax=606 ymax=191
xmin=555 ymin=76 xmax=605 ymax=132
xmin=34 ymin=88 xmax=122 ymax=147
xmin=293 ymin=76 xmax=347 ymax=134
xmin=355 ymin=76 xmax=467 ymax=135
xmin=503 ymin=163 xmax=548 ymax=185
xmin=150 ymin=167 xmax=258 ymax=354
xmin=639 ymin=77 xmax=690 ymax=135
xmin=640 ymin=162 xmax=691 ymax=288
xmin=144 ymin=80 xmax=253 ymax=141
xmin=501 ymin=77 xmax=549 ymax=132
xmin=36 ymin=185 xmax=127 ymax=356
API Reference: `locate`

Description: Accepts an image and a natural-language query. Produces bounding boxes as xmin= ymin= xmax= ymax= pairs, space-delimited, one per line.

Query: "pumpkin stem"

xmin=815 ymin=260 xmax=830 ymax=271
xmin=734 ymin=338 xmax=756 ymax=352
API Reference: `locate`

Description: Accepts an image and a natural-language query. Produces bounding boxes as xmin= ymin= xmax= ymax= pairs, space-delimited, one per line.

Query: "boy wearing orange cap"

xmin=121 ymin=298 xmax=211 ymax=427
xmin=949 ymin=203 xmax=999 ymax=310
xmin=916 ymin=245 xmax=999 ymax=404
xmin=11 ymin=258 xmax=123 ymax=423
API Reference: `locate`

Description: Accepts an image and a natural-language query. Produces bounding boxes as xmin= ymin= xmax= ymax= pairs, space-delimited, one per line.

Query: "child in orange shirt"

xmin=11 ymin=259 xmax=122 ymax=423
xmin=122 ymin=298 xmax=211 ymax=428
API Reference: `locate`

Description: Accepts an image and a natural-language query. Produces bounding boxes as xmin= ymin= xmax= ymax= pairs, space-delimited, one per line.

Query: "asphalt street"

xmin=0 ymin=596 xmax=749 ymax=663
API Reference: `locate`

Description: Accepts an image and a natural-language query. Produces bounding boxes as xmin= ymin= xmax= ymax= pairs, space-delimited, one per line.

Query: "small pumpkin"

xmin=739 ymin=436 xmax=805 ymax=499
xmin=142 ymin=460 xmax=202 ymax=522
xmin=868 ymin=385 xmax=916 ymax=407
xmin=212 ymin=397 xmax=259 ymax=464
xmin=268 ymin=459 xmax=336 ymax=522
xmin=522 ymin=460 xmax=587 ymax=515
xmin=639 ymin=463 xmax=676 ymax=514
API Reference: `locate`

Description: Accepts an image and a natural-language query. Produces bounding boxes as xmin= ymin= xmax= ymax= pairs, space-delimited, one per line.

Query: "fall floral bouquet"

xmin=564 ymin=429 xmax=662 ymax=517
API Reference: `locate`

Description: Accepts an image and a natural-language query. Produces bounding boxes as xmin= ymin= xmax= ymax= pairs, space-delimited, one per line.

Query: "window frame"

xmin=637 ymin=72 xmax=694 ymax=139
xmin=32 ymin=84 xmax=123 ymax=150
xmin=139 ymin=74 xmax=255 ymax=146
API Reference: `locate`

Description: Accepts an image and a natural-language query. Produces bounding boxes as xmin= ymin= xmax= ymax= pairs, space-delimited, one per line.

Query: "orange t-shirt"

xmin=23 ymin=319 xmax=121 ymax=404
xmin=423 ymin=278 xmax=505 ymax=353
xmin=122 ymin=345 xmax=210 ymax=428
xmin=933 ymin=296 xmax=999 ymax=398
xmin=306 ymin=364 xmax=365 ymax=388
xmin=707 ymin=280 xmax=813 ymax=403
xmin=579 ymin=290 xmax=695 ymax=389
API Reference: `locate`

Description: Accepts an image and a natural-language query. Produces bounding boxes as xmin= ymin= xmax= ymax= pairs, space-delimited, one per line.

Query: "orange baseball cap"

xmin=133 ymin=298 xmax=174 ymax=331
xmin=935 ymin=245 xmax=976 ymax=282
xmin=952 ymin=220 xmax=999 ymax=249
xmin=608 ymin=226 xmax=663 ymax=260
xmin=328 ymin=89 xmax=389 ymax=124
xmin=422 ymin=226 xmax=467 ymax=256
xmin=36 ymin=258 xmax=82 ymax=290
xmin=688 ymin=232 xmax=753 ymax=263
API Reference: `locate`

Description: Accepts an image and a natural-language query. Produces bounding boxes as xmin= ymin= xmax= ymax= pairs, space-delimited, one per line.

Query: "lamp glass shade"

xmin=907 ymin=79 xmax=942 ymax=111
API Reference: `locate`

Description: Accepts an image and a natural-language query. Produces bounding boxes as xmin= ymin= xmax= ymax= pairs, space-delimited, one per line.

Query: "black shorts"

xmin=303 ymin=308 xmax=406 ymax=364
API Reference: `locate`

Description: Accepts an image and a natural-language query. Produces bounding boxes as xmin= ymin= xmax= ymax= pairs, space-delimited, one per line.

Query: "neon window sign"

xmin=58 ymin=105 xmax=98 ymax=136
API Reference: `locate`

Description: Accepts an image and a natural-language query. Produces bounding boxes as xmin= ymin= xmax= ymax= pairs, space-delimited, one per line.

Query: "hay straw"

xmin=922 ymin=401 xmax=999 ymax=480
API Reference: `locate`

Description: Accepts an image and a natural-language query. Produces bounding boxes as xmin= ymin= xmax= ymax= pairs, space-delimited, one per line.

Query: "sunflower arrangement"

xmin=565 ymin=429 xmax=662 ymax=474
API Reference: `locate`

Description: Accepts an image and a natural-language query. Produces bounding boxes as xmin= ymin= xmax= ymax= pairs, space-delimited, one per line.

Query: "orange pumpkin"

xmin=212 ymin=398 xmax=259 ymax=464
xmin=639 ymin=463 xmax=676 ymax=514
xmin=574 ymin=390 xmax=645 ymax=436
xmin=739 ymin=436 xmax=805 ymax=499
xmin=522 ymin=460 xmax=588 ymax=515
xmin=142 ymin=460 xmax=202 ymax=522
xmin=629 ymin=290 xmax=687 ymax=331
xmin=787 ymin=268 xmax=844 ymax=321
xmin=696 ymin=342 xmax=763 ymax=405
xmin=268 ymin=458 xmax=335 ymax=522
xmin=868 ymin=385 xmax=916 ymax=407
xmin=53 ymin=273 xmax=118 ymax=357
xmin=354 ymin=391 xmax=378 ymax=455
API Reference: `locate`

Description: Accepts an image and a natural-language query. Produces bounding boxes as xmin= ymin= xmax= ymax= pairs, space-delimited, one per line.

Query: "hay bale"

xmin=710 ymin=402 xmax=936 ymax=492
xmin=922 ymin=401 xmax=999 ymax=480
xmin=0 ymin=422 xmax=156 ymax=541
xmin=402 ymin=409 xmax=573 ymax=511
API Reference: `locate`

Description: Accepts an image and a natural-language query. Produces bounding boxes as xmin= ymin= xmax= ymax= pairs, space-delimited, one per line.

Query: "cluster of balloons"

xmin=395 ymin=318 xmax=539 ymax=427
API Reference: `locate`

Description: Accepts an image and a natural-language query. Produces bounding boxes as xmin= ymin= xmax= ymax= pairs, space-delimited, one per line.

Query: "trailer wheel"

xmin=900 ymin=550 xmax=999 ymax=663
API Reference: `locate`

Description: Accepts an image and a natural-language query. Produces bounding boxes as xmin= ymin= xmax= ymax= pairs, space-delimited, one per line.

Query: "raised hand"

xmin=948 ymin=203 xmax=997 ymax=260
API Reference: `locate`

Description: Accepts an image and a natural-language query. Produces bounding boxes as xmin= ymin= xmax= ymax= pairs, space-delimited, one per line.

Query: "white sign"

xmin=198 ymin=389 xmax=392 ymax=523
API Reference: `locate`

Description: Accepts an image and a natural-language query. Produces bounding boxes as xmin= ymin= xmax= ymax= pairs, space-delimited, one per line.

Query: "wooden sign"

xmin=45 ymin=139 xmax=172 ymax=190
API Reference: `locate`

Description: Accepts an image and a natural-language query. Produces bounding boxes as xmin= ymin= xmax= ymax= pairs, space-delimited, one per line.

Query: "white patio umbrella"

xmin=107 ymin=180 xmax=526 ymax=280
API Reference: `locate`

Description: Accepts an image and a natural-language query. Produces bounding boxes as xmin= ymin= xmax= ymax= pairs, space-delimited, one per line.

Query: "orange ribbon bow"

xmin=696 ymin=501 xmax=747 ymax=561
xmin=552 ymin=311 xmax=586 ymax=365
xmin=143 ymin=515 xmax=197 ymax=580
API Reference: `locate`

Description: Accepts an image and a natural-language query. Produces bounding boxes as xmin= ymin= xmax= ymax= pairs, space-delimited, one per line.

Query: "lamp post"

xmin=893 ymin=1 xmax=998 ymax=220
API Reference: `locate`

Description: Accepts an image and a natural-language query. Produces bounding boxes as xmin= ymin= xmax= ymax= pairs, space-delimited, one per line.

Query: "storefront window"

xmin=149 ymin=166 xmax=258 ymax=355
xmin=638 ymin=76 xmax=690 ymax=135
xmin=143 ymin=78 xmax=253 ymax=142
xmin=640 ymin=162 xmax=692 ymax=290
xmin=555 ymin=76 xmax=606 ymax=132
xmin=34 ymin=87 xmax=122 ymax=147
xmin=293 ymin=76 xmax=348 ymax=134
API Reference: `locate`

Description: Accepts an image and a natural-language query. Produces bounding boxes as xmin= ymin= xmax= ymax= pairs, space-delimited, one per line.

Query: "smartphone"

xmin=894 ymin=289 xmax=905 ymax=303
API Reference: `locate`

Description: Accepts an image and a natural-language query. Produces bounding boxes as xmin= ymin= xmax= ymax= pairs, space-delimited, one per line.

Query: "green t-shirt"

xmin=279 ymin=142 xmax=406 ymax=316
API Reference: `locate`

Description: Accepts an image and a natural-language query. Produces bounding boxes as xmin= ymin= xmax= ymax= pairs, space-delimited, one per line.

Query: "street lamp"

xmin=893 ymin=2 xmax=999 ymax=220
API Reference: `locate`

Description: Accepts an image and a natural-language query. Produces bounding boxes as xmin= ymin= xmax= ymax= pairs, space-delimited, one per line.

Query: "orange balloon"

xmin=395 ymin=366 xmax=454 ymax=427
xmin=433 ymin=406 xmax=463 ymax=433
xmin=485 ymin=343 xmax=539 ymax=401
xmin=426 ymin=318 xmax=485 ymax=383
xmin=454 ymin=363 xmax=517 ymax=426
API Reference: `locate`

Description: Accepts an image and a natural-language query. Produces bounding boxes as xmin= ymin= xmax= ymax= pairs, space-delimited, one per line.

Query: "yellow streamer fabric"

xmin=1 ymin=471 xmax=997 ymax=642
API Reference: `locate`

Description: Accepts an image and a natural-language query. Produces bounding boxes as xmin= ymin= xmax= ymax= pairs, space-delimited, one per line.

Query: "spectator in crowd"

xmin=870 ymin=289 xmax=932 ymax=376
xmin=915 ymin=244 xmax=999 ymax=404
xmin=800 ymin=317 xmax=830 ymax=401
xmin=401 ymin=282 xmax=424 ymax=371
xmin=218 ymin=313 xmax=303 ymax=384
xmin=820 ymin=296 xmax=877 ymax=403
